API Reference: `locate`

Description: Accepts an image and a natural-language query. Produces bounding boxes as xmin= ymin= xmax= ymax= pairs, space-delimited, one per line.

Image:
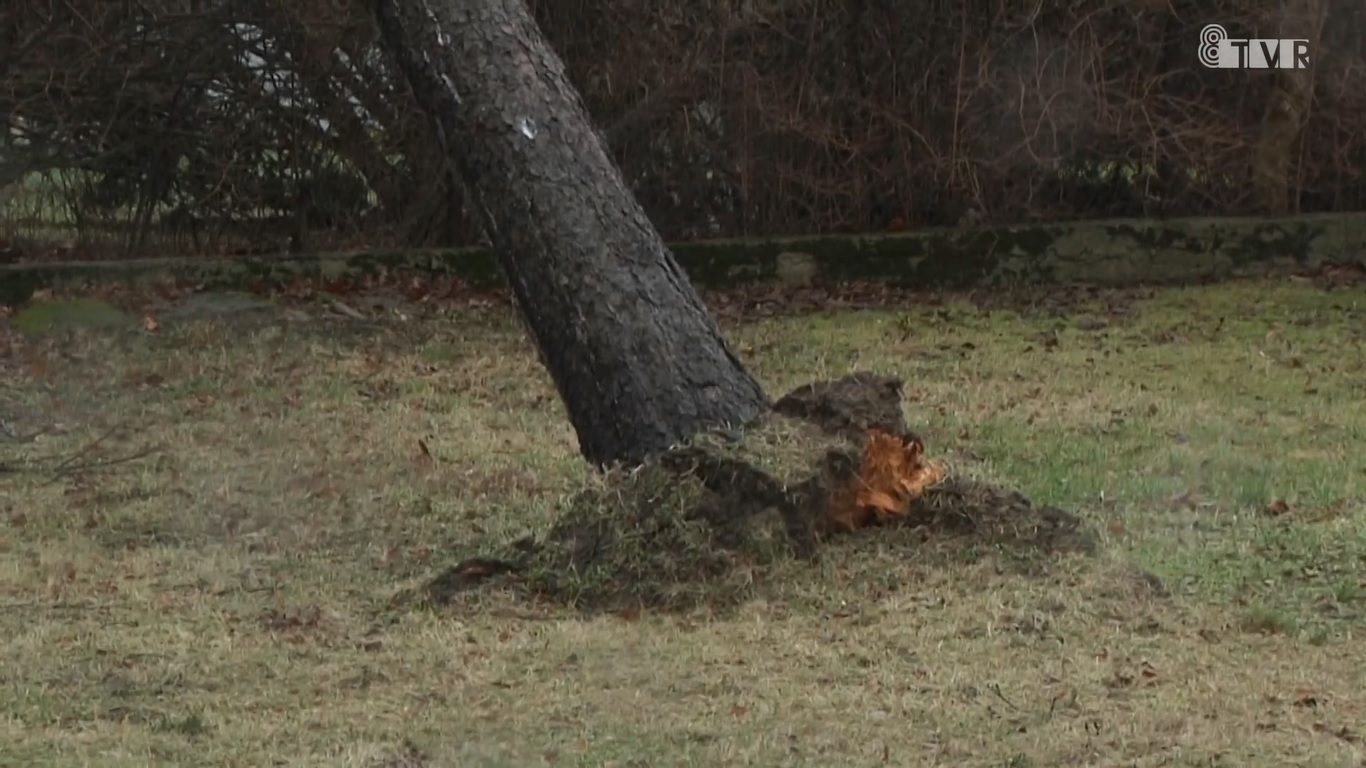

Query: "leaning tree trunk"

xmin=367 ymin=0 xmax=769 ymax=467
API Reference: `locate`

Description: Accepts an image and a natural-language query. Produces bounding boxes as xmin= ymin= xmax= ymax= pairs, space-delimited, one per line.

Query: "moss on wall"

xmin=3 ymin=213 xmax=1363 ymax=306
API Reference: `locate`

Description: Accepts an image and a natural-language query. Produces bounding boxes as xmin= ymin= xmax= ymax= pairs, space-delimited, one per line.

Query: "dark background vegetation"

xmin=2 ymin=0 xmax=1361 ymax=259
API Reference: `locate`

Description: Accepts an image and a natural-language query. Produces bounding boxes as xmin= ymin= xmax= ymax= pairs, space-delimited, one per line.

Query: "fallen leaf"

xmin=283 ymin=276 xmax=314 ymax=298
xmin=330 ymin=299 xmax=366 ymax=320
xmin=414 ymin=438 xmax=435 ymax=476
xmin=459 ymin=562 xmax=495 ymax=578
xmin=1310 ymin=498 xmax=1349 ymax=522
xmin=1293 ymin=689 xmax=1322 ymax=708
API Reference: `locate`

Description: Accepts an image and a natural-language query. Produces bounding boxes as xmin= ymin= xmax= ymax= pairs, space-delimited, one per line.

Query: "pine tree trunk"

xmin=367 ymin=0 xmax=769 ymax=467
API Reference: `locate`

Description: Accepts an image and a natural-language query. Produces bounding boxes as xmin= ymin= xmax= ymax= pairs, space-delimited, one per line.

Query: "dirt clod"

xmin=772 ymin=371 xmax=910 ymax=438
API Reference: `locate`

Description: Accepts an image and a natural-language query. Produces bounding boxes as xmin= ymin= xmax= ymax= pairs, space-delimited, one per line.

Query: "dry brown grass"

xmin=1 ymin=278 xmax=1364 ymax=766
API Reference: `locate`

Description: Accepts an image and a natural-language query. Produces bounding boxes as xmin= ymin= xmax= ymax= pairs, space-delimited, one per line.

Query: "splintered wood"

xmin=824 ymin=427 xmax=946 ymax=533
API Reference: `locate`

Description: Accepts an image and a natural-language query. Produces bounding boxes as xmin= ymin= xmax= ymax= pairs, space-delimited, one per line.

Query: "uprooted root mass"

xmin=418 ymin=373 xmax=1095 ymax=612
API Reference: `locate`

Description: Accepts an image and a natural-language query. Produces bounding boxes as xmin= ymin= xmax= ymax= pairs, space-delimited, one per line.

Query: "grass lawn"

xmin=1 ymin=277 xmax=1364 ymax=767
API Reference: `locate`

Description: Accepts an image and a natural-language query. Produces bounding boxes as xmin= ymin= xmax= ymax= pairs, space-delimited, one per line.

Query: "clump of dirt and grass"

xmin=1 ymin=275 xmax=1364 ymax=767
xmin=419 ymin=372 xmax=1095 ymax=614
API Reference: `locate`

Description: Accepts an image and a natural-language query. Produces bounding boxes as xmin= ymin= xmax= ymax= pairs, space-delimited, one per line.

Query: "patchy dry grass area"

xmin=1 ymin=278 xmax=1364 ymax=767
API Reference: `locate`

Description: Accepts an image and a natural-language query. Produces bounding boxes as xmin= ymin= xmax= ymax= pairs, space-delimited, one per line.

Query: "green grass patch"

xmin=1 ymin=277 xmax=1363 ymax=766
xmin=10 ymin=297 xmax=135 ymax=334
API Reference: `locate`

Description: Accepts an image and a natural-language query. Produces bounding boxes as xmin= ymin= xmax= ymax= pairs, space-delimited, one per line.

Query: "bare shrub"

xmin=2 ymin=0 xmax=1362 ymax=257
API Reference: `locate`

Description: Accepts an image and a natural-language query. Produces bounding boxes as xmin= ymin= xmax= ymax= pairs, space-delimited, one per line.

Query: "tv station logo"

xmin=1198 ymin=24 xmax=1311 ymax=69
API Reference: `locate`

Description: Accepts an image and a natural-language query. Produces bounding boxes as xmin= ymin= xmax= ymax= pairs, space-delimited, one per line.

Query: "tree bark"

xmin=1250 ymin=0 xmax=1325 ymax=214
xmin=367 ymin=0 xmax=770 ymax=467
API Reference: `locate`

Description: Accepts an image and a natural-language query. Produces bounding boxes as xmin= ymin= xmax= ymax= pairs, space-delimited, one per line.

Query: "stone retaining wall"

xmin=3 ymin=212 xmax=1364 ymax=305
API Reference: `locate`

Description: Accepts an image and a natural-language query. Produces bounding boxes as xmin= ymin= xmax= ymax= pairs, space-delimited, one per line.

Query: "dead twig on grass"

xmin=46 ymin=444 xmax=162 ymax=480
xmin=49 ymin=425 xmax=120 ymax=474
xmin=0 ymin=424 xmax=162 ymax=483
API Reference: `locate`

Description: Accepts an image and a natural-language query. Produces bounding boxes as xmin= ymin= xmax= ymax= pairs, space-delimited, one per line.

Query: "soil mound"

xmin=418 ymin=373 xmax=1095 ymax=613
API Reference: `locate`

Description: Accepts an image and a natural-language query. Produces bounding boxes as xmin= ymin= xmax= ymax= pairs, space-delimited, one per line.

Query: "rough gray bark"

xmin=367 ymin=0 xmax=769 ymax=467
